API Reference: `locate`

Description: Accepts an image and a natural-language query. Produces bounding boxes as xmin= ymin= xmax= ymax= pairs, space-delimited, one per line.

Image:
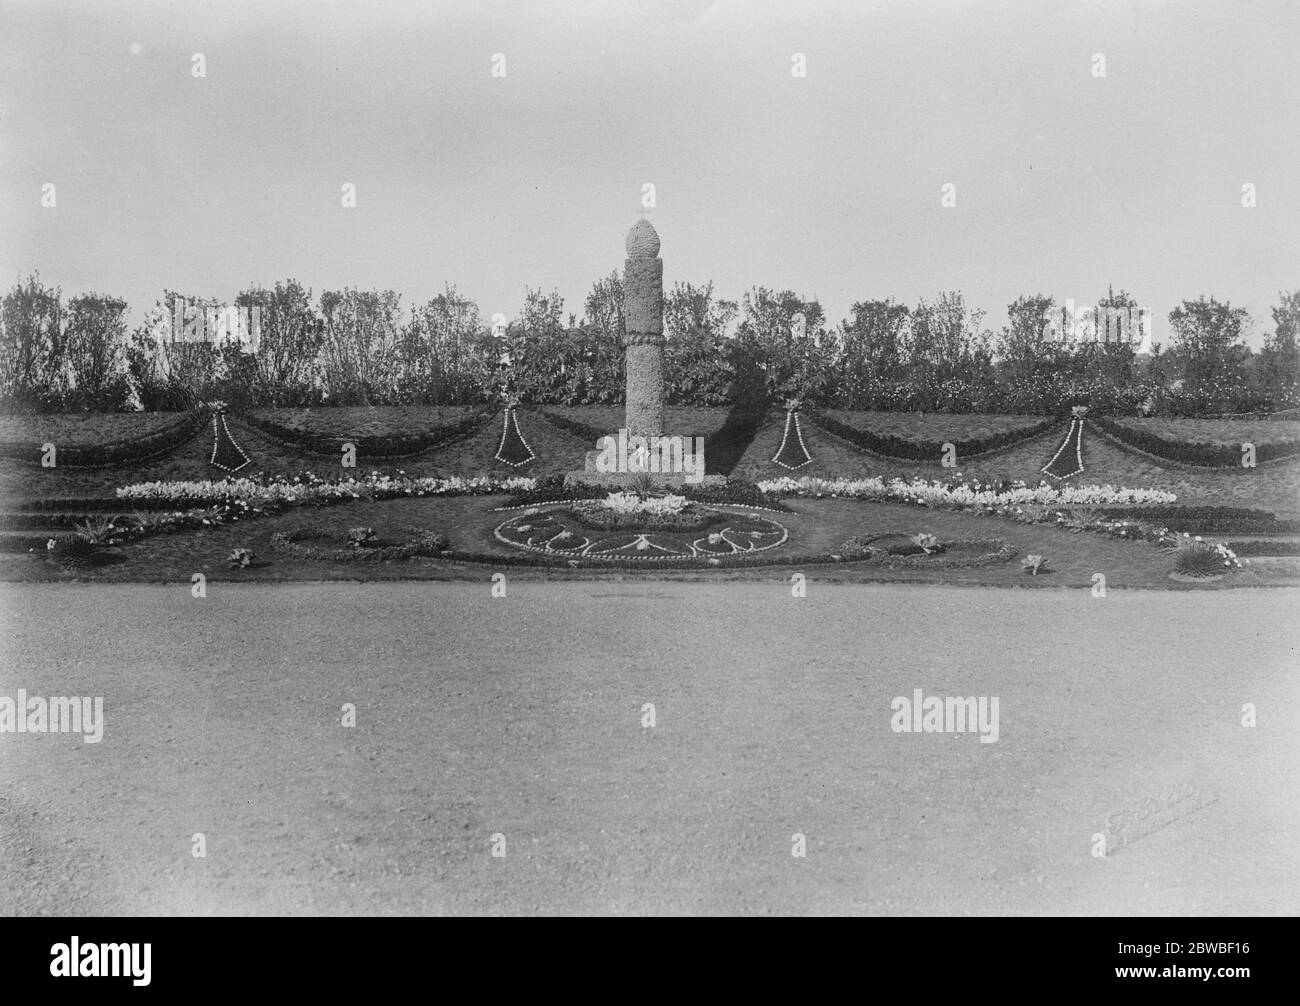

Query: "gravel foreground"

xmin=1 ymin=581 xmax=1296 ymax=916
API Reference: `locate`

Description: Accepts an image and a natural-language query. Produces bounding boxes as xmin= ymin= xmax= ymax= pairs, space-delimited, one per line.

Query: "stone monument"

xmin=565 ymin=219 xmax=723 ymax=489
xmin=623 ymin=218 xmax=666 ymax=438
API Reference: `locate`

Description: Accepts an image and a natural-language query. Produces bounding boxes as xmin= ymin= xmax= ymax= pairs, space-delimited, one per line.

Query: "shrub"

xmin=348 ymin=526 xmax=378 ymax=547
xmin=228 ymin=547 xmax=255 ymax=568
xmin=1171 ymin=539 xmax=1239 ymax=578
xmin=46 ymin=533 xmax=96 ymax=568
xmin=1022 ymin=554 xmax=1049 ymax=575
xmin=911 ymin=532 xmax=942 ymax=554
xmin=74 ymin=515 xmax=123 ymax=545
xmin=629 ymin=472 xmax=655 ymax=498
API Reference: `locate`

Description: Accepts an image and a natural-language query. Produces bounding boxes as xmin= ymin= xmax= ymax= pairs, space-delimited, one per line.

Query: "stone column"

xmin=623 ymin=219 xmax=665 ymax=438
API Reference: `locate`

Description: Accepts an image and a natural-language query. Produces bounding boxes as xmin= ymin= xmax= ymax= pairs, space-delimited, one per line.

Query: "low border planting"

xmin=841 ymin=533 xmax=1017 ymax=568
xmin=270 ymin=525 xmax=448 ymax=562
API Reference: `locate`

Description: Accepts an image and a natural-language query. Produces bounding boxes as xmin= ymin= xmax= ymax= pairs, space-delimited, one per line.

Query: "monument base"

xmin=563 ymin=448 xmax=727 ymax=490
xmin=562 ymin=470 xmax=728 ymax=490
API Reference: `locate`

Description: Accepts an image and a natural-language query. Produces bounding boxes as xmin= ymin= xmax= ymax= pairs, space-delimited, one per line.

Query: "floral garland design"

xmin=1041 ymin=407 xmax=1087 ymax=480
xmin=209 ymin=411 xmax=252 ymax=473
xmin=494 ymin=404 xmax=537 ymax=467
xmin=771 ymin=400 xmax=813 ymax=470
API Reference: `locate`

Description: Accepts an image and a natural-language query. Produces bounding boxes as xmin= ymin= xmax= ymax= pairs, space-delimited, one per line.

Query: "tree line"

xmin=1 ymin=272 xmax=1296 ymax=416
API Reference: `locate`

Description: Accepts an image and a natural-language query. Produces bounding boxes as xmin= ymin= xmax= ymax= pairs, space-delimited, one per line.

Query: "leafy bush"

xmin=46 ymin=533 xmax=96 ymax=568
xmin=911 ymin=533 xmax=942 ymax=554
xmin=228 ymin=547 xmax=255 ymax=568
xmin=1171 ymin=539 xmax=1239 ymax=578
xmin=1022 ymin=554 xmax=1049 ymax=575
xmin=74 ymin=515 xmax=123 ymax=545
xmin=348 ymin=526 xmax=378 ymax=547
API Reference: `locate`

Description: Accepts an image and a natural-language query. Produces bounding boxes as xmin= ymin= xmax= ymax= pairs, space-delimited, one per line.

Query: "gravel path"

xmin=1 ymin=581 xmax=1296 ymax=916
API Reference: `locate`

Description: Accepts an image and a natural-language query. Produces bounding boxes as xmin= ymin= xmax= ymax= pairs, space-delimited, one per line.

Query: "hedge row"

xmin=1092 ymin=416 xmax=1300 ymax=467
xmin=239 ymin=408 xmax=494 ymax=458
xmin=0 ymin=409 xmax=208 ymax=467
xmin=1226 ymin=540 xmax=1300 ymax=556
xmin=1093 ymin=505 xmax=1300 ymax=534
xmin=808 ymin=411 xmax=1060 ymax=461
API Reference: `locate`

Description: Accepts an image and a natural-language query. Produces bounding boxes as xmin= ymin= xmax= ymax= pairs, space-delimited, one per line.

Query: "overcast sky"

xmin=2 ymin=0 xmax=1296 ymax=345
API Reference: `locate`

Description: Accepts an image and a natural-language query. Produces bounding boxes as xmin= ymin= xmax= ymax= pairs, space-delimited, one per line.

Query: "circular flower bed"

xmin=841 ymin=533 xmax=1016 ymax=568
xmin=495 ymin=506 xmax=789 ymax=560
xmin=271 ymin=525 xmax=448 ymax=562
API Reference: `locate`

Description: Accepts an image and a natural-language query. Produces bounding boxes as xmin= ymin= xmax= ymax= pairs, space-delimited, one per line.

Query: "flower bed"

xmin=758 ymin=475 xmax=1176 ymax=508
xmin=501 ymin=475 xmax=791 ymax=513
xmin=840 ymin=533 xmax=1016 ymax=568
xmin=116 ymin=472 xmax=536 ymax=507
xmin=270 ymin=526 xmax=448 ymax=562
xmin=564 ymin=493 xmax=729 ymax=533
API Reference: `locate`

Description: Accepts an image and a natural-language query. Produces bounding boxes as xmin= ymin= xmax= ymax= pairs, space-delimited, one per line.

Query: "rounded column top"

xmin=626 ymin=219 xmax=660 ymax=259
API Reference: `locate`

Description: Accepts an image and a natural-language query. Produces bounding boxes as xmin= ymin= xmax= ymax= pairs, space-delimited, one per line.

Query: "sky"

xmin=1 ymin=0 xmax=1297 ymax=346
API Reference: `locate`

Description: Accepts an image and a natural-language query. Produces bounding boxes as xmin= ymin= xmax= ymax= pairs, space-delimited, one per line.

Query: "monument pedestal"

xmin=563 ymin=449 xmax=726 ymax=490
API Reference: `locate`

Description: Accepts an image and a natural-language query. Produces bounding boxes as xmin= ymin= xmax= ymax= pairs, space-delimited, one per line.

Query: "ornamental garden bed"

xmin=1 ymin=490 xmax=1289 ymax=588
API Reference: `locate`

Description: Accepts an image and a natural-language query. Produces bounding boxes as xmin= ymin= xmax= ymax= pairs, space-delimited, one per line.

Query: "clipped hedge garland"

xmin=239 ymin=408 xmax=493 ymax=458
xmin=808 ymin=410 xmax=1060 ymax=461
xmin=1092 ymin=415 xmax=1300 ymax=467
xmin=0 ymin=409 xmax=208 ymax=468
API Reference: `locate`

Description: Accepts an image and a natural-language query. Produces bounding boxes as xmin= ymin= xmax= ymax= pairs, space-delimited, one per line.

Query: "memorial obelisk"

xmin=622 ymin=218 xmax=665 ymax=437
